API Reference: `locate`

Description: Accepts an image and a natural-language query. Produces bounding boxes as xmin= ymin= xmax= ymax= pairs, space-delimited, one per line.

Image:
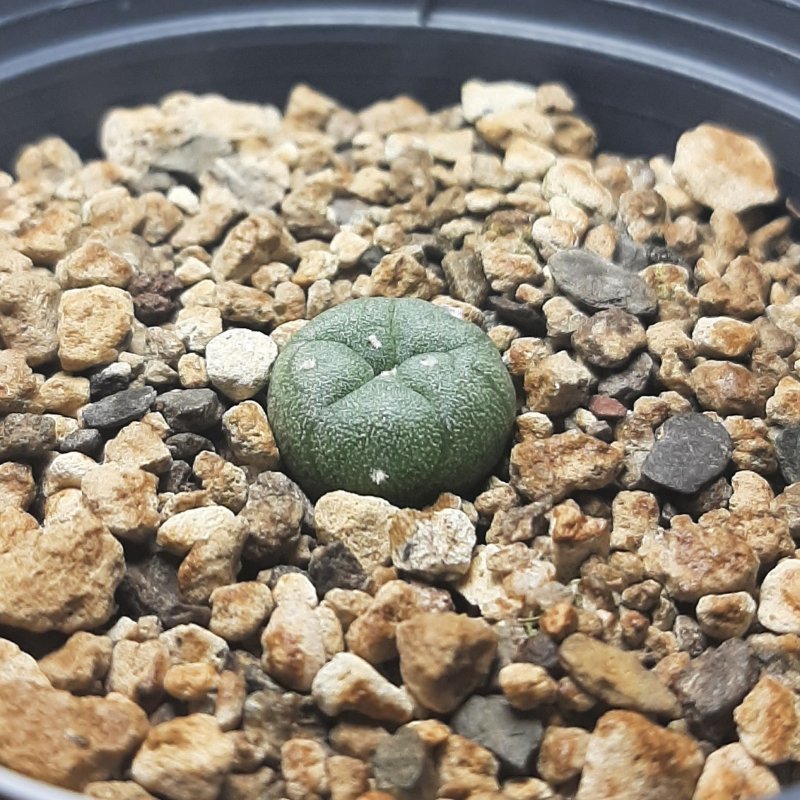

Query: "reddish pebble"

xmin=589 ymin=395 xmax=627 ymax=420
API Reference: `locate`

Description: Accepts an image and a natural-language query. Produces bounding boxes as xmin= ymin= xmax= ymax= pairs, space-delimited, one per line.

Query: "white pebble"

xmin=205 ymin=328 xmax=278 ymax=402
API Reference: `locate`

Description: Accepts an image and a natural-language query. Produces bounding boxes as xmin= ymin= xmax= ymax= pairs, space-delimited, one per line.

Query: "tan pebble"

xmin=396 ymin=611 xmax=497 ymax=714
xmin=692 ymin=742 xmax=779 ymax=800
xmin=281 ymin=738 xmax=329 ymax=799
xmin=0 ymin=677 xmax=148 ymax=791
xmin=576 ymin=710 xmax=703 ymax=800
xmin=498 ymin=663 xmax=557 ymax=710
xmin=81 ymin=464 xmax=160 ymax=542
xmin=734 ymin=675 xmax=800 ymax=764
xmin=37 ymin=371 xmax=90 ymax=416
xmin=0 ymin=462 xmax=35 ymax=510
xmin=107 ymin=639 xmax=170 ymax=703
xmin=163 ymin=662 xmax=219 ymax=702
xmin=210 ymin=582 xmax=274 ymax=642
xmin=131 ymin=714 xmax=235 ymax=800
xmin=58 ymin=286 xmax=133 ymax=371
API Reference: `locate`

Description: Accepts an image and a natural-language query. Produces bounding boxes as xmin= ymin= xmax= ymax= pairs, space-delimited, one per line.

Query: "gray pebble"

xmin=373 ymin=727 xmax=435 ymax=797
xmin=548 ymin=248 xmax=657 ymax=316
xmin=774 ymin=426 xmax=800 ymax=484
xmin=450 ymin=694 xmax=543 ymax=774
xmin=118 ymin=552 xmax=210 ymax=629
xmin=487 ymin=296 xmax=546 ymax=335
xmin=165 ymin=432 xmax=215 ymax=461
xmin=308 ymin=542 xmax=368 ymax=596
xmin=597 ymin=351 xmax=653 ymax=402
xmin=673 ymin=638 xmax=759 ymax=742
xmin=156 ymin=388 xmax=224 ymax=433
xmin=642 ymin=413 xmax=733 ymax=494
xmin=442 ymin=249 xmax=490 ymax=307
xmin=89 ymin=361 xmax=132 ymax=399
xmin=81 ymin=386 xmax=157 ymax=430
xmin=58 ymin=428 xmax=103 ymax=457
xmin=0 ymin=413 xmax=56 ymax=459
xmin=159 ymin=460 xmax=197 ymax=494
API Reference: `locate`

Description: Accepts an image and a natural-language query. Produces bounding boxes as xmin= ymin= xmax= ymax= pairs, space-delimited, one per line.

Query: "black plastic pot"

xmin=0 ymin=1 xmax=799 ymax=798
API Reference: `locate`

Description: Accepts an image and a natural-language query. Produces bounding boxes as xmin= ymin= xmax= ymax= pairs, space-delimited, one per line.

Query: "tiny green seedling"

xmin=267 ymin=297 xmax=517 ymax=506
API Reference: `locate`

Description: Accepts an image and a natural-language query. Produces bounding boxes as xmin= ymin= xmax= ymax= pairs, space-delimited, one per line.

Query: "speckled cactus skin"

xmin=267 ymin=297 xmax=517 ymax=506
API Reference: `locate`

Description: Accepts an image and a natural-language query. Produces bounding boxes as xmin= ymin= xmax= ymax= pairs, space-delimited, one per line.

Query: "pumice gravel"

xmin=0 ymin=77 xmax=797 ymax=800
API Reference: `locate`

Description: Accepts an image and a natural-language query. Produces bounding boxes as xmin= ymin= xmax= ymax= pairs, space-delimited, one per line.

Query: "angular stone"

xmin=510 ymin=431 xmax=624 ymax=503
xmin=210 ymin=582 xmax=274 ymax=642
xmin=0 ymin=678 xmax=148 ymax=791
xmin=692 ymin=361 xmax=764 ymax=417
xmin=107 ymin=638 xmax=170 ymax=704
xmin=211 ymin=214 xmax=294 ymax=283
xmin=315 ymin=491 xmax=397 ymax=572
xmin=0 ymin=461 xmax=35 ymax=509
xmin=773 ymin=426 xmax=800 ymax=483
xmin=673 ymin=124 xmax=778 ymax=212
xmin=396 ymin=611 xmax=497 ymax=714
xmin=59 ymin=427 xmax=103 ymax=456
xmin=549 ymin=248 xmax=657 ymax=316
xmin=536 ymin=725 xmax=590 ymax=785
xmin=311 ymin=652 xmax=413 ymax=724
xmin=451 ymin=694 xmax=543 ymax=775
xmin=560 ymin=633 xmax=680 ymax=718
xmin=673 ymin=639 xmax=760 ymax=740
xmin=261 ymin=601 xmax=327 ymax=692
xmin=692 ymin=743 xmax=779 ymax=800
xmin=222 ymin=400 xmax=280 ymax=470
xmin=104 ymin=417 xmax=172 ymax=473
xmin=372 ymin=727 xmax=436 ymax=798
xmin=0 ymin=412 xmax=56 ymax=459
xmin=56 ymin=239 xmax=134 ymax=289
xmin=441 ymin=248 xmax=490 ymax=307
xmin=131 ymin=714 xmax=235 ymax=800
xmin=572 ymin=308 xmax=646 ymax=368
xmin=81 ymin=386 xmax=157 ymax=430
xmin=82 ymin=464 xmax=160 ymax=542
xmin=239 ymin=471 xmax=305 ymax=564
xmin=523 ymin=351 xmax=594 ymax=416
xmin=0 ymin=500 xmax=124 ymax=633
xmin=345 ymin=580 xmax=452 ymax=664
xmin=118 ymin=553 xmax=211 ymax=629
xmin=692 ymin=316 xmax=758 ymax=359
xmin=0 ymin=349 xmax=41 ymax=413
xmin=550 ymin=501 xmax=610 ymax=580
xmin=642 ymin=413 xmax=732 ymax=494
xmin=36 ymin=374 xmax=89 ymax=420
xmin=734 ymin=675 xmax=800 ymax=764
xmin=38 ymin=631 xmax=113 ymax=694
xmin=576 ymin=711 xmax=704 ymax=800
xmin=498 ymin=662 xmax=558 ymax=710
xmin=438 ymin=734 xmax=500 ymax=798
xmin=156 ymin=388 xmax=224 ymax=432
xmin=58 ymin=286 xmax=133 ymax=371
xmin=308 ymin=542 xmax=368 ymax=596
xmin=597 ymin=351 xmax=653 ymax=403
xmin=0 ymin=269 xmax=61 ymax=366
xmin=205 ymin=328 xmax=277 ymax=401
xmin=389 ymin=507 xmax=476 ymax=581
xmin=758 ymin=559 xmax=800 ymax=634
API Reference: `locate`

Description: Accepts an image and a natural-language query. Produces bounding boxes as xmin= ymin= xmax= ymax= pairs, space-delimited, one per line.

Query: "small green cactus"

xmin=267 ymin=297 xmax=516 ymax=506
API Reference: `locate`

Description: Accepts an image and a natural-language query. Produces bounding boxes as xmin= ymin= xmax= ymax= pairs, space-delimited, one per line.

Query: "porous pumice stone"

xmin=267 ymin=297 xmax=516 ymax=506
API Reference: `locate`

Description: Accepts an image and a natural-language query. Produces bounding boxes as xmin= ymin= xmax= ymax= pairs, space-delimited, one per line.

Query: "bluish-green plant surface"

xmin=267 ymin=297 xmax=517 ymax=506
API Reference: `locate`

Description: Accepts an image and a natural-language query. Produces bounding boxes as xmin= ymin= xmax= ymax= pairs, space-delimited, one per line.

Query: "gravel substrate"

xmin=0 ymin=78 xmax=799 ymax=800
